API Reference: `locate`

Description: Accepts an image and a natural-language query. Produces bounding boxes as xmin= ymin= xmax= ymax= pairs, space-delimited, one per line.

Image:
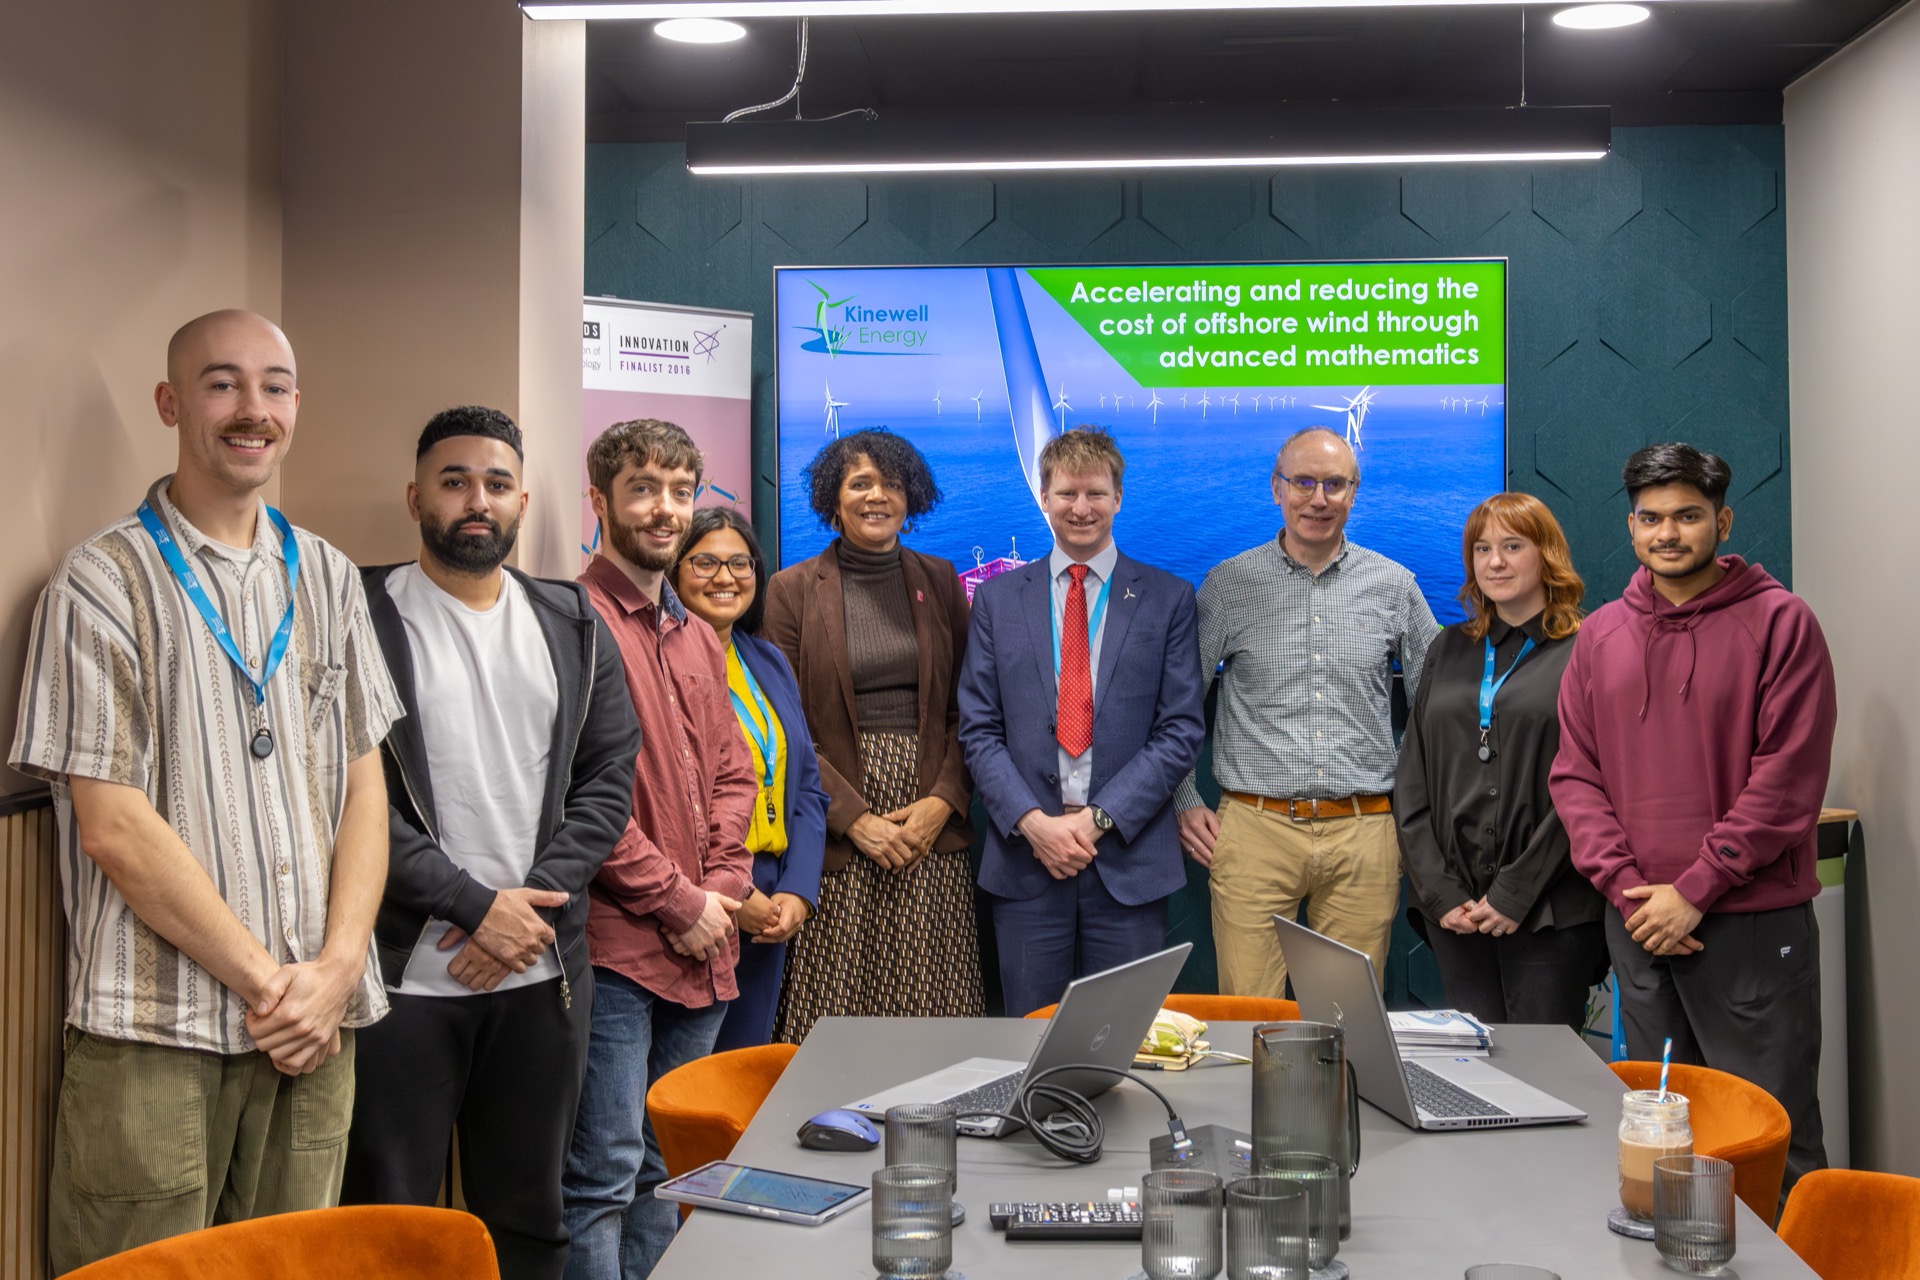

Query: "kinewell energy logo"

xmin=798 ymin=279 xmax=935 ymax=357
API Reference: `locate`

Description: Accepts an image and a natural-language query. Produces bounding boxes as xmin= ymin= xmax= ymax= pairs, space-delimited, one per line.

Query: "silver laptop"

xmin=1272 ymin=916 xmax=1586 ymax=1131
xmin=844 ymin=943 xmax=1192 ymax=1138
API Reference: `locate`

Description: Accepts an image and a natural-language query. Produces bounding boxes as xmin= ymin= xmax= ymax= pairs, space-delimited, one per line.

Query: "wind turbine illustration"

xmin=932 ymin=389 xmax=942 ymax=416
xmin=1052 ymin=383 xmax=1072 ymax=431
xmin=1199 ymin=390 xmax=1212 ymax=419
xmin=1180 ymin=391 xmax=1189 ymax=409
xmin=823 ymin=381 xmax=848 ymax=438
xmin=1098 ymin=394 xmax=1108 ymax=409
xmin=1147 ymin=389 xmax=1165 ymax=424
xmin=1228 ymin=391 xmax=1241 ymax=416
xmin=971 ymin=390 xmax=984 ymax=421
xmin=1477 ymin=395 xmax=1492 ymax=416
xmin=1310 ymin=385 xmax=1376 ymax=451
xmin=809 ymin=280 xmax=855 ymax=357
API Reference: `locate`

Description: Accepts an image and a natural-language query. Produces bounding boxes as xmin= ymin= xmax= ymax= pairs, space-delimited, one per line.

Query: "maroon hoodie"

xmin=1549 ymin=555 xmax=1836 ymax=917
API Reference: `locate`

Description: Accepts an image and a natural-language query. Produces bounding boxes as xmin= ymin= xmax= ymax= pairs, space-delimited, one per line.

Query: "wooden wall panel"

xmin=1 ymin=797 xmax=60 ymax=1280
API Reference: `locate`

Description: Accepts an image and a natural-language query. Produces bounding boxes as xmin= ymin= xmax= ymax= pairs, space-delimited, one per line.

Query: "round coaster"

xmin=1312 ymin=1262 xmax=1351 ymax=1280
xmin=950 ymin=1200 xmax=967 ymax=1227
xmin=1607 ymin=1207 xmax=1656 ymax=1240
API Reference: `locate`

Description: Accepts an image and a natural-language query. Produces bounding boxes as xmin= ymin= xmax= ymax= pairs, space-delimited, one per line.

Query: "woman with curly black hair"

xmin=763 ymin=429 xmax=983 ymax=1040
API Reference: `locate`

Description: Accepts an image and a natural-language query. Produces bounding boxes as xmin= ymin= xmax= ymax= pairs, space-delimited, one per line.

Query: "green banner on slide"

xmin=1024 ymin=260 xmax=1507 ymax=389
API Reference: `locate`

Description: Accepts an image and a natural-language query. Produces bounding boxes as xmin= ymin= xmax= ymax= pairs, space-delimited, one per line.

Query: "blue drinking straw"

xmin=1658 ymin=1037 xmax=1673 ymax=1101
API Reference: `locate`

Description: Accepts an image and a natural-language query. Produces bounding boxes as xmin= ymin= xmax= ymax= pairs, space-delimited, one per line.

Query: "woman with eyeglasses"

xmin=669 ymin=507 xmax=829 ymax=1050
xmin=1394 ymin=492 xmax=1608 ymax=1031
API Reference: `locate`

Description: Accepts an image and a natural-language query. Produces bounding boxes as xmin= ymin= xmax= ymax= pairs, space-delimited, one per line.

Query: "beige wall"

xmin=1786 ymin=0 xmax=1920 ymax=1178
xmin=0 ymin=0 xmax=283 ymax=793
xmin=279 ymin=3 xmax=586 ymax=576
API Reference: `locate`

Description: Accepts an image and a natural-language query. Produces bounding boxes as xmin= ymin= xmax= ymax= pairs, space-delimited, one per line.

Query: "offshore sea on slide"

xmin=778 ymin=403 xmax=1505 ymax=627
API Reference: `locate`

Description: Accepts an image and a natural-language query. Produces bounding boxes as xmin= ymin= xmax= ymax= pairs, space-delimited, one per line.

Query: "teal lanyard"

xmin=727 ymin=647 xmax=779 ymax=797
xmin=1049 ymin=569 xmax=1113 ymax=674
xmin=137 ymin=500 xmax=300 ymax=709
xmin=1477 ymin=633 xmax=1537 ymax=760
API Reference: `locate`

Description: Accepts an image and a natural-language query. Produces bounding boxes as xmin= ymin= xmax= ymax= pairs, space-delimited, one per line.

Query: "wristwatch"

xmin=1088 ymin=806 xmax=1116 ymax=833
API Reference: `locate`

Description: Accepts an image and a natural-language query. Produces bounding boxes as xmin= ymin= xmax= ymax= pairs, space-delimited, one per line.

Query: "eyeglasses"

xmin=684 ymin=553 xmax=756 ymax=580
xmin=1277 ymin=473 xmax=1356 ymax=498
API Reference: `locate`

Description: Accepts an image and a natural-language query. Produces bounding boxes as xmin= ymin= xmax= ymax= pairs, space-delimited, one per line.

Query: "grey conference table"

xmin=651 ymin=1018 xmax=1818 ymax=1279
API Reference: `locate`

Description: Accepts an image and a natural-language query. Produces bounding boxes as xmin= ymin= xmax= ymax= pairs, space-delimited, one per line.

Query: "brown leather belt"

xmin=1223 ymin=791 xmax=1392 ymax=821
xmin=1062 ymin=804 xmax=1087 ymax=814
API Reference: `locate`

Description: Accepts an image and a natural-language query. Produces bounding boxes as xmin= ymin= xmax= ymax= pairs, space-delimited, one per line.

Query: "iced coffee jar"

xmin=1619 ymin=1091 xmax=1693 ymax=1221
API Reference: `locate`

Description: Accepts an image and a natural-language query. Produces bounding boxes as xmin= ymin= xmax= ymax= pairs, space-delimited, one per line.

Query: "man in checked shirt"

xmin=1175 ymin=426 xmax=1439 ymax=995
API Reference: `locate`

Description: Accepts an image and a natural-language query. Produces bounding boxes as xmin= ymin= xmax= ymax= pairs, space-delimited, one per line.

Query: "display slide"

xmin=582 ymin=296 xmax=753 ymax=564
xmin=775 ymin=261 xmax=1506 ymax=624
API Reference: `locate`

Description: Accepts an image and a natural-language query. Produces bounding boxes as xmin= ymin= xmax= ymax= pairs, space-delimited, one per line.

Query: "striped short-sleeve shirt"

xmin=9 ymin=476 xmax=403 ymax=1055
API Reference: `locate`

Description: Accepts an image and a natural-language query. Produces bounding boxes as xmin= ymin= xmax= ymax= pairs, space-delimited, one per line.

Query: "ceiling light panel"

xmin=1551 ymin=4 xmax=1650 ymax=27
xmin=655 ymin=16 xmax=750 ymax=38
xmin=529 ymin=1 xmax=1736 ymax=17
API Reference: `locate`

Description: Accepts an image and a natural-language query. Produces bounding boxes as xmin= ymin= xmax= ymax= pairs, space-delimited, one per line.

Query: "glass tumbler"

xmin=1254 ymin=1151 xmax=1342 ymax=1274
xmin=1653 ymin=1154 xmax=1736 ymax=1276
xmin=885 ymin=1102 xmax=959 ymax=1198
xmin=872 ymin=1164 xmax=954 ymax=1280
xmin=1142 ymin=1169 xmax=1225 ymax=1280
xmin=1225 ymin=1176 xmax=1310 ymax=1280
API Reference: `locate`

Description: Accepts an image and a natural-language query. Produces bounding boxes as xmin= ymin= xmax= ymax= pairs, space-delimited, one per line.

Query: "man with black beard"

xmin=342 ymin=407 xmax=641 ymax=1280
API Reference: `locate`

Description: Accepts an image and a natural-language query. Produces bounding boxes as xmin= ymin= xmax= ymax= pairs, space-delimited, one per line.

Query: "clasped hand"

xmin=437 ymin=886 xmax=571 ymax=994
xmin=1018 ymin=808 xmax=1101 ymax=879
xmin=1623 ymin=884 xmax=1705 ymax=957
xmin=1437 ymin=898 xmax=1523 ymax=937
xmin=850 ymin=796 xmax=953 ymax=870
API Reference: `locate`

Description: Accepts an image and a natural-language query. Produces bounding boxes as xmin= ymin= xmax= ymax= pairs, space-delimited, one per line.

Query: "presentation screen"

xmin=774 ymin=260 xmax=1507 ymax=624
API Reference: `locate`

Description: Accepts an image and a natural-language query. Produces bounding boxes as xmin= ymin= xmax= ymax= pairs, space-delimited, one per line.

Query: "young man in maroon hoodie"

xmin=1551 ymin=443 xmax=1836 ymax=1192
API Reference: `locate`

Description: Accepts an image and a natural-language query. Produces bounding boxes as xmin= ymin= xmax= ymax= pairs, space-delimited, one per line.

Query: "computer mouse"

xmin=796 ymin=1108 xmax=882 ymax=1151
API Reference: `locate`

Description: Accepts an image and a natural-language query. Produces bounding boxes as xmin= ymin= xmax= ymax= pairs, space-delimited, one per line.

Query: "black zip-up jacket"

xmin=362 ymin=563 xmax=642 ymax=990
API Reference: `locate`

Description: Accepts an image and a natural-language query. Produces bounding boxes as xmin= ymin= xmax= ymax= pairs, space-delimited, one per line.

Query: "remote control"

xmin=987 ymin=1201 xmax=1144 ymax=1241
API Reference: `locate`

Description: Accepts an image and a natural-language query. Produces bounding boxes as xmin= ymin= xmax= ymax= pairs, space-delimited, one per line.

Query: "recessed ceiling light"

xmin=1551 ymin=4 xmax=1651 ymax=29
xmin=655 ymin=16 xmax=748 ymax=41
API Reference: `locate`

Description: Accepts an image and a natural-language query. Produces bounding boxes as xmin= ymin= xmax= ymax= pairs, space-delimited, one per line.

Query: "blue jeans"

xmin=561 ymin=968 xmax=727 ymax=1280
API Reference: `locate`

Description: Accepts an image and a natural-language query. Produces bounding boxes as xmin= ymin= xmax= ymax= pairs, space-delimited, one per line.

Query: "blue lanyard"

xmin=138 ymin=501 xmax=300 ymax=708
xmin=1049 ymin=569 xmax=1113 ymax=674
xmin=727 ymin=646 xmax=779 ymax=793
xmin=1479 ymin=633 xmax=1538 ymax=735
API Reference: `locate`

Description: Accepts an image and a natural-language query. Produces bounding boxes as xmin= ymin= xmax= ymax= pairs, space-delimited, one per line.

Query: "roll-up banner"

xmin=581 ymin=296 xmax=754 ymax=560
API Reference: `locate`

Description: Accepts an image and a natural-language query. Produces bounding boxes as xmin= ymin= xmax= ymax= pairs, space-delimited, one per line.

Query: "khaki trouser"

xmin=1208 ymin=798 xmax=1401 ymax=998
xmin=49 ymin=1028 xmax=356 ymax=1276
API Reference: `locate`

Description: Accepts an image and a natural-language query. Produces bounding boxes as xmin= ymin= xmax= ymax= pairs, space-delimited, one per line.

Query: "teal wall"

xmin=585 ymin=126 xmax=1789 ymax=1005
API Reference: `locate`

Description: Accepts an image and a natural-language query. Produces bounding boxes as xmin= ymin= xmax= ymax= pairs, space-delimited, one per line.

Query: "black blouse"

xmin=1394 ymin=612 xmax=1604 ymax=933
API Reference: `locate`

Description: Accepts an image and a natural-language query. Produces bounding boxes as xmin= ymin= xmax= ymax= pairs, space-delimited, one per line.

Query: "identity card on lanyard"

xmin=138 ymin=501 xmax=301 ymax=761
xmin=1477 ymin=634 xmax=1535 ymax=762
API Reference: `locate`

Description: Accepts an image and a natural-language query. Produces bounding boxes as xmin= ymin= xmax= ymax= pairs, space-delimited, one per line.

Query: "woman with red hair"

xmin=1395 ymin=492 xmax=1608 ymax=1029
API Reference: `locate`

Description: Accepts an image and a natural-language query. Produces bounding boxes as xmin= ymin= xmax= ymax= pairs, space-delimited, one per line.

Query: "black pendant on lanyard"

xmin=251 ymin=727 xmax=276 ymax=760
xmin=1478 ymin=633 xmax=1537 ymax=765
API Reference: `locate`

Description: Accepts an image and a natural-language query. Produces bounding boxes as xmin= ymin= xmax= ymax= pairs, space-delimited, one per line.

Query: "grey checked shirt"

xmin=1175 ymin=536 xmax=1438 ymax=810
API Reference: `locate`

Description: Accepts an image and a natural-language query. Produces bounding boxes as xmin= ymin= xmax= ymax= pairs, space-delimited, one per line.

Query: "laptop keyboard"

xmin=1404 ymin=1061 xmax=1511 ymax=1119
xmin=947 ymin=1072 xmax=1022 ymax=1118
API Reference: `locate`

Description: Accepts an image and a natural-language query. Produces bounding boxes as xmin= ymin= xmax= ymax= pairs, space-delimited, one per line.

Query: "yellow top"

xmin=726 ymin=642 xmax=790 ymax=857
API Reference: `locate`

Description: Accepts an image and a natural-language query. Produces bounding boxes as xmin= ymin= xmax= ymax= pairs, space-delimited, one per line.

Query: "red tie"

xmin=1057 ymin=564 xmax=1093 ymax=757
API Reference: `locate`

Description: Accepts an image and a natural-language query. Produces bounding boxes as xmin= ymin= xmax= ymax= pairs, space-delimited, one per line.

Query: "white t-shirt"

xmin=387 ymin=564 xmax=560 ymax=997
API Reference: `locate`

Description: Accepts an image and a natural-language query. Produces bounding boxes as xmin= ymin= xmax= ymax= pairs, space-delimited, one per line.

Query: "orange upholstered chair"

xmin=1777 ymin=1168 xmax=1920 ymax=1280
xmin=61 ymin=1205 xmax=497 ymax=1279
xmin=647 ymin=1042 xmax=799 ymax=1216
xmin=1609 ymin=1060 xmax=1792 ymax=1226
xmin=1023 ymin=994 xmax=1302 ymax=1021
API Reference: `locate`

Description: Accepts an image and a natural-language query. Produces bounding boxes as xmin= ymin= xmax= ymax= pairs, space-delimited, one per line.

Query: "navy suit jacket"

xmin=958 ymin=549 xmax=1206 ymax=906
xmin=733 ymin=631 xmax=829 ymax=909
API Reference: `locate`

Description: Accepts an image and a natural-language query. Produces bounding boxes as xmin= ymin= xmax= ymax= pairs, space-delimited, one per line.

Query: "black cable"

xmin=955 ymin=1063 xmax=1191 ymax=1165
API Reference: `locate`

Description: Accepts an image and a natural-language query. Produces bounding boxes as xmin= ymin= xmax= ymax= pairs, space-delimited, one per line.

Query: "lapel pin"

xmin=915 ymin=589 xmax=924 ymax=602
xmin=1124 ymin=588 xmax=1137 ymax=600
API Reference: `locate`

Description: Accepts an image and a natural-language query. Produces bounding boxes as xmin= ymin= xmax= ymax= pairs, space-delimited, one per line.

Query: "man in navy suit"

xmin=959 ymin=428 xmax=1207 ymax=1016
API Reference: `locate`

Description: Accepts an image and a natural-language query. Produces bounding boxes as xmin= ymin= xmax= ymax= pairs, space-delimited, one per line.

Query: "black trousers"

xmin=1424 ymin=919 xmax=1607 ymax=1032
xmin=343 ymin=974 xmax=594 ymax=1280
xmin=1605 ymin=904 xmax=1826 ymax=1195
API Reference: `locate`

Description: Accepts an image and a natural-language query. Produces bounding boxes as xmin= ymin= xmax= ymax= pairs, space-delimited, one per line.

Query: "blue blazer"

xmin=733 ymin=631 xmax=829 ymax=909
xmin=958 ymin=551 xmax=1206 ymax=906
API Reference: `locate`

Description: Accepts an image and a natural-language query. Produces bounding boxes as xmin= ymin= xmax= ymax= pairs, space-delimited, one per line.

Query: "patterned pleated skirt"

xmin=774 ymin=730 xmax=985 ymax=1044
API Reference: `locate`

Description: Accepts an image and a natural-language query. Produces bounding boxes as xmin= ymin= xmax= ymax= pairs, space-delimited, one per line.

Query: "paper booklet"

xmin=1389 ymin=1008 xmax=1494 ymax=1057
